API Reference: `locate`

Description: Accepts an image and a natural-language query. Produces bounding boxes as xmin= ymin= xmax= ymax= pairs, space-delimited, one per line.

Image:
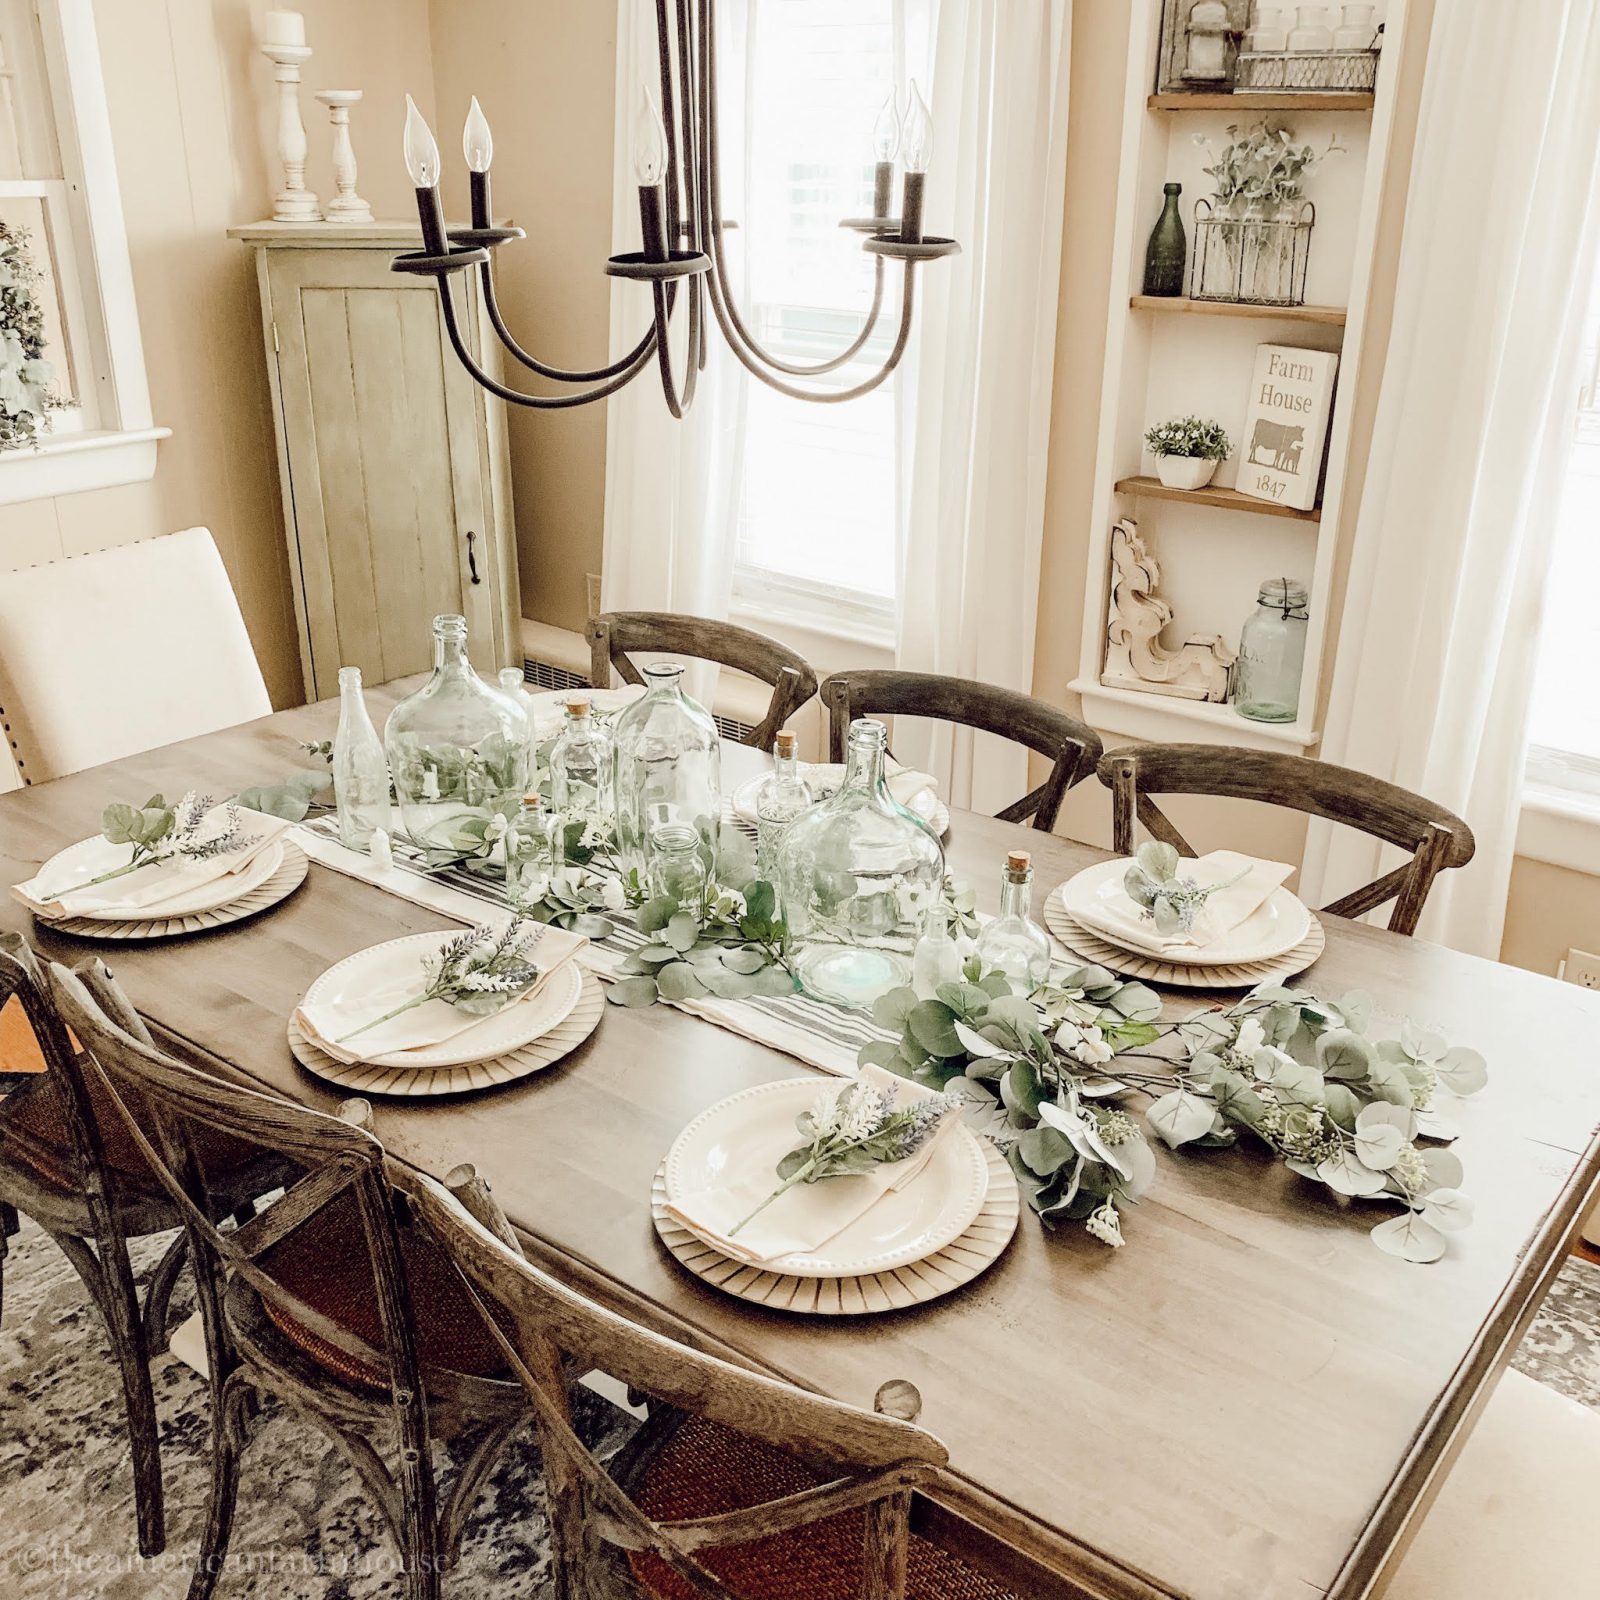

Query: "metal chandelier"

xmin=391 ymin=0 xmax=958 ymax=418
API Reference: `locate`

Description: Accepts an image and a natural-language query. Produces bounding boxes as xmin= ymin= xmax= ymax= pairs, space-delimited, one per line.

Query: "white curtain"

xmin=600 ymin=0 xmax=749 ymax=698
xmin=1299 ymin=0 xmax=1600 ymax=958
xmin=890 ymin=0 xmax=1072 ymax=816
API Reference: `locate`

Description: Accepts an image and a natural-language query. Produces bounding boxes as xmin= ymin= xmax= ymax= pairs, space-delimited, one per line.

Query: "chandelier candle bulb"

xmin=871 ymin=89 xmax=900 ymax=219
xmin=403 ymin=96 xmax=448 ymax=255
xmin=464 ymin=96 xmax=493 ymax=229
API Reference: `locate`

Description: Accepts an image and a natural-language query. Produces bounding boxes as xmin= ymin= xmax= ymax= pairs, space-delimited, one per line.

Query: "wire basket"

xmin=1191 ymin=199 xmax=1314 ymax=307
xmin=1235 ymin=48 xmax=1378 ymax=92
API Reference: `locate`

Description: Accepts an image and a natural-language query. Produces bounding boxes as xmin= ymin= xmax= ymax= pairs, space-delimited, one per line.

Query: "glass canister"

xmin=611 ymin=662 xmax=722 ymax=886
xmin=648 ymin=820 xmax=710 ymax=912
xmin=1233 ymin=578 xmax=1310 ymax=723
xmin=383 ymin=614 xmax=532 ymax=858
xmin=777 ymin=718 xmax=946 ymax=1008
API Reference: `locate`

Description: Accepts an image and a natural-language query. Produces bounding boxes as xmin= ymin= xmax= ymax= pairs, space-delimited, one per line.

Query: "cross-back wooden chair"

xmin=44 ymin=958 xmax=533 ymax=1600
xmin=587 ymin=611 xmax=819 ymax=751
xmin=409 ymin=1173 xmax=1015 ymax=1600
xmin=0 ymin=934 xmax=290 ymax=1556
xmin=1096 ymin=744 xmax=1476 ymax=937
xmin=820 ymin=671 xmax=1103 ymax=833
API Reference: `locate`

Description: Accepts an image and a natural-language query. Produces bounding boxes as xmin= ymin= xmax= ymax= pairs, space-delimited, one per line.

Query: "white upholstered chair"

xmin=1381 ymin=1367 xmax=1600 ymax=1596
xmin=0 ymin=528 xmax=270 ymax=783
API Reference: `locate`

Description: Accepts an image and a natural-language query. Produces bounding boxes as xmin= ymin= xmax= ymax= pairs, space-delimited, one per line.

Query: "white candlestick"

xmin=261 ymin=9 xmax=305 ymax=47
xmin=315 ymin=90 xmax=373 ymax=223
xmin=260 ymin=40 xmax=319 ymax=222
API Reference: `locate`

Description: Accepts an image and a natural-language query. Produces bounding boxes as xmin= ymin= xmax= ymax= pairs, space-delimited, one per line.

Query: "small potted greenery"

xmin=1145 ymin=415 xmax=1231 ymax=491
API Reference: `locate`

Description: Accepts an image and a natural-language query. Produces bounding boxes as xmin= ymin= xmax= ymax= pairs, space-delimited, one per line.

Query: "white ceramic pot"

xmin=1155 ymin=455 xmax=1218 ymax=491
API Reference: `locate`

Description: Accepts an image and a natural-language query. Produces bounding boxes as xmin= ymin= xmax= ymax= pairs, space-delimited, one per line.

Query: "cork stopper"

xmin=564 ymin=693 xmax=592 ymax=717
xmin=774 ymin=728 xmax=798 ymax=758
xmin=1007 ymin=850 xmax=1031 ymax=873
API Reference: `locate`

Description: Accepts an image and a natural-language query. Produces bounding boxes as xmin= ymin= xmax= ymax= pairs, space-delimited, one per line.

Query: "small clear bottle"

xmin=548 ymin=693 xmax=614 ymax=828
xmin=498 ymin=666 xmax=537 ymax=755
xmin=975 ymin=851 xmax=1052 ymax=993
xmin=755 ymin=728 xmax=814 ymax=885
xmin=912 ymin=903 xmax=962 ymax=1001
xmin=648 ymin=821 xmax=708 ymax=913
xmin=504 ymin=792 xmax=559 ymax=905
xmin=1233 ymin=577 xmax=1309 ymax=723
xmin=332 ymin=665 xmax=391 ymax=851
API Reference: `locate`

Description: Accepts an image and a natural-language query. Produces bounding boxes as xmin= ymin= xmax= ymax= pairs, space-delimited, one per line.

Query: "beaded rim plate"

xmin=288 ymin=971 xmax=606 ymax=1097
xmin=1044 ymin=885 xmax=1325 ymax=990
xmin=727 ymin=769 xmax=951 ymax=840
xmin=41 ymin=840 xmax=309 ymax=941
xmin=652 ymin=1138 xmax=1017 ymax=1315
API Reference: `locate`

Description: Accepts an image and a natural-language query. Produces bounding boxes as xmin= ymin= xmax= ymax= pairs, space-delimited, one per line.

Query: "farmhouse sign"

xmin=1237 ymin=342 xmax=1339 ymax=512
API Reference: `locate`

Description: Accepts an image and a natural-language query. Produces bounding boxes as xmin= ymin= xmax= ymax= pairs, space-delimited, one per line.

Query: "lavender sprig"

xmin=61 ymin=792 xmax=251 ymax=893
xmin=335 ymin=920 xmax=543 ymax=1045
xmin=728 ymin=1079 xmax=955 ymax=1238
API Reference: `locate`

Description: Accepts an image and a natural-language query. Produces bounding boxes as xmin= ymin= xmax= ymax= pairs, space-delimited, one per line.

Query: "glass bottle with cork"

xmin=548 ymin=692 xmax=614 ymax=835
xmin=754 ymin=728 xmax=814 ymax=887
xmin=975 ymin=850 xmax=1052 ymax=992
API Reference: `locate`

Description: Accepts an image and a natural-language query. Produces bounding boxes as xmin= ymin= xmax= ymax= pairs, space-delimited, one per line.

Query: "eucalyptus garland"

xmin=861 ymin=964 xmax=1487 ymax=1262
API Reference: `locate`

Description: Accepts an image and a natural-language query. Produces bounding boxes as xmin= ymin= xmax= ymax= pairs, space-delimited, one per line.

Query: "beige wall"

xmin=0 ymin=0 xmax=437 ymax=710
xmin=428 ymin=0 xmax=616 ymax=635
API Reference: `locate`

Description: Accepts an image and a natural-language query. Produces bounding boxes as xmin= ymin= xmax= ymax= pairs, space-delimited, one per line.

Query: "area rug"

xmin=3 ymin=1215 xmax=1599 ymax=1596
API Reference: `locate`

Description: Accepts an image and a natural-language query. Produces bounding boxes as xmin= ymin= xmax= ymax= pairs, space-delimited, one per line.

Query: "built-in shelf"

xmin=1147 ymin=91 xmax=1375 ymax=111
xmin=1130 ymin=294 xmax=1347 ymax=327
xmin=1114 ymin=476 xmax=1323 ymax=522
xmin=1069 ymin=677 xmax=1320 ymax=752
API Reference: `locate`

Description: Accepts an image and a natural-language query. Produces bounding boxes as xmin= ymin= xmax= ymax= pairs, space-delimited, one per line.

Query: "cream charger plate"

xmin=652 ymin=1139 xmax=1018 ymax=1315
xmin=662 ymin=1078 xmax=989 ymax=1280
xmin=1045 ymin=885 xmax=1326 ymax=990
xmin=31 ymin=834 xmax=287 ymax=921
xmin=729 ymin=768 xmax=951 ymax=839
xmin=527 ymin=685 xmax=644 ymax=740
xmin=297 ymin=931 xmax=585 ymax=1071
xmin=42 ymin=841 xmax=309 ymax=941
xmin=289 ymin=973 xmax=606 ymax=1098
xmin=1059 ymin=857 xmax=1311 ymax=967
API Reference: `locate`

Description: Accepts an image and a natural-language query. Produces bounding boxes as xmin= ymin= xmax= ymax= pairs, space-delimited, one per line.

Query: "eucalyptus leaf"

xmin=856 ymin=1040 xmax=904 ymax=1074
xmin=634 ymin=944 xmax=680 ymax=967
xmin=1316 ymin=1028 xmax=1375 ymax=1082
xmin=234 ymin=769 xmax=327 ymax=822
xmin=954 ymin=1019 xmax=1003 ymax=1058
xmin=1364 ymin=1054 xmax=1416 ymax=1108
xmin=664 ymin=913 xmax=700 ymax=953
xmin=1315 ymin=1148 xmax=1390 ymax=1197
xmin=908 ymin=1000 xmax=964 ymax=1059
xmin=1015 ymin=1123 xmax=1076 ymax=1177
xmin=1418 ymin=1147 xmax=1464 ymax=1193
xmin=635 ymin=897 xmax=677 ymax=934
xmin=1370 ymin=1211 xmax=1447 ymax=1263
xmin=1435 ymin=1046 xmax=1488 ymax=1097
xmin=1147 ymin=1088 xmax=1214 ymax=1149
xmin=605 ymin=976 xmax=659 ymax=1008
xmin=1322 ymin=1082 xmax=1362 ymax=1131
xmin=570 ymin=913 xmax=616 ymax=940
xmin=870 ymin=987 xmax=919 ymax=1033
xmin=742 ymin=879 xmax=776 ymax=924
xmin=721 ymin=946 xmax=768 ymax=975
xmin=1420 ymin=1186 xmax=1473 ymax=1232
xmin=656 ymin=962 xmax=707 ymax=1002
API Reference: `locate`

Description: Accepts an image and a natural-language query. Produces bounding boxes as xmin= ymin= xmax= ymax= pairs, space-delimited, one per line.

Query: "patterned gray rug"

xmin=3 ymin=1214 xmax=1599 ymax=1596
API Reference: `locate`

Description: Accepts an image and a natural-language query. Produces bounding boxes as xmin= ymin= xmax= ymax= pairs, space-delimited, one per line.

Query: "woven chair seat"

xmin=626 ymin=1415 xmax=1017 ymax=1600
xmin=256 ymin=1190 xmax=510 ymax=1392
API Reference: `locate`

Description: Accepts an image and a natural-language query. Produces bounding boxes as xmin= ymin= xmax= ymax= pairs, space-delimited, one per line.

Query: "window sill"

xmin=0 ymin=424 xmax=170 ymax=505
xmin=1517 ymin=785 xmax=1600 ymax=877
xmin=730 ymin=576 xmax=896 ymax=670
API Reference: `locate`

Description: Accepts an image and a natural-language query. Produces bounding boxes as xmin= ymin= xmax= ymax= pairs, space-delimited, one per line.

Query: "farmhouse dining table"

xmin=3 ymin=675 xmax=1599 ymax=1600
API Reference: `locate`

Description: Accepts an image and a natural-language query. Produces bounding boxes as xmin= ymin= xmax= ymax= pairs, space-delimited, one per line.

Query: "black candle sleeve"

xmin=416 ymin=186 xmax=448 ymax=255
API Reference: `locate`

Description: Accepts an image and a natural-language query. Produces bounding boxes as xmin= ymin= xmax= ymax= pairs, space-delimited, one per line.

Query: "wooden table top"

xmin=4 ymin=681 xmax=1599 ymax=1600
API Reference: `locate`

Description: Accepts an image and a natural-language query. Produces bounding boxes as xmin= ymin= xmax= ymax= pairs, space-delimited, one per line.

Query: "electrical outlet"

xmin=586 ymin=572 xmax=602 ymax=619
xmin=1561 ymin=948 xmax=1600 ymax=989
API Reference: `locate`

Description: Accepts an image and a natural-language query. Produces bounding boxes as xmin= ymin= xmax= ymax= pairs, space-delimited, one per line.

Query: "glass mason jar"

xmin=1233 ymin=578 xmax=1310 ymax=723
xmin=648 ymin=820 xmax=709 ymax=911
xmin=611 ymin=662 xmax=721 ymax=886
xmin=777 ymin=718 xmax=946 ymax=1008
xmin=383 ymin=614 xmax=532 ymax=858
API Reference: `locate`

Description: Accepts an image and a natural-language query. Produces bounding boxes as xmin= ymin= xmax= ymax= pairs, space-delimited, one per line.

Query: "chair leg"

xmin=863 ymin=1490 xmax=912 ymax=1600
xmin=186 ymin=1377 xmax=249 ymax=1600
xmin=141 ymin=1231 xmax=189 ymax=1354
xmin=0 ymin=1200 xmax=18 ymax=1327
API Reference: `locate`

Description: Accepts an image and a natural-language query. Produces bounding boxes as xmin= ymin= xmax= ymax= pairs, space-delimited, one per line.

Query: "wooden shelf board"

xmin=1070 ymin=678 xmax=1319 ymax=752
xmin=1130 ymin=295 xmax=1347 ymax=327
xmin=1147 ymin=91 xmax=1374 ymax=111
xmin=1115 ymin=475 xmax=1322 ymax=522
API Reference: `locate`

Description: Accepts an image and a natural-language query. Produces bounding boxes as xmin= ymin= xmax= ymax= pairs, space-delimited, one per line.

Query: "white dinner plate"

xmin=526 ymin=685 xmax=644 ymax=741
xmin=663 ymin=1077 xmax=990 ymax=1279
xmin=730 ymin=766 xmax=950 ymax=838
xmin=1059 ymin=857 xmax=1311 ymax=967
xmin=299 ymin=930 xmax=584 ymax=1070
xmin=31 ymin=835 xmax=287 ymax=922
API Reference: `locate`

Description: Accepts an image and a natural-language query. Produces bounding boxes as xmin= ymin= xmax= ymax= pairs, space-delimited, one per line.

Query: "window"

xmin=1526 ymin=247 xmax=1600 ymax=798
xmin=731 ymin=0 xmax=900 ymax=631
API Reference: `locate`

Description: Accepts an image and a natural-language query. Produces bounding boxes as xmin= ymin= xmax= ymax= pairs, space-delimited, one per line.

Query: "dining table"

xmin=3 ymin=673 xmax=1599 ymax=1600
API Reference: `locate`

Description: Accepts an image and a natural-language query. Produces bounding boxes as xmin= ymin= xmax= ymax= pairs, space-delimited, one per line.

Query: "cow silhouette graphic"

xmin=1248 ymin=419 xmax=1305 ymax=473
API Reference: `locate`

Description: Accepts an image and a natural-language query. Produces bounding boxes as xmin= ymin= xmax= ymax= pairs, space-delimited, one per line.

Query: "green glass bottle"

xmin=1142 ymin=182 xmax=1186 ymax=298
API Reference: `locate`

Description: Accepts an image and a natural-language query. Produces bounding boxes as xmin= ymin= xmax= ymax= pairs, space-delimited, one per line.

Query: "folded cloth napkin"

xmin=13 ymin=807 xmax=294 ymax=920
xmin=1075 ymin=849 xmax=1295 ymax=957
xmin=659 ymin=1065 xmax=960 ymax=1266
xmin=293 ymin=922 xmax=588 ymax=1066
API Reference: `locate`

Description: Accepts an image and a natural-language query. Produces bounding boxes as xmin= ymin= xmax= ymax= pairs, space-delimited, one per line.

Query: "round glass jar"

xmin=1233 ymin=578 xmax=1309 ymax=723
xmin=382 ymin=614 xmax=532 ymax=858
xmin=776 ymin=718 xmax=946 ymax=1008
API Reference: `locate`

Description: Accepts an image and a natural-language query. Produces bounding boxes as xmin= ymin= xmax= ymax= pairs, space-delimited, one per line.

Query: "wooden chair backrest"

xmin=586 ymin=611 xmax=819 ymax=751
xmin=408 ymin=1172 xmax=948 ymax=1599
xmin=820 ymin=670 xmax=1103 ymax=832
xmin=1096 ymin=744 xmax=1476 ymax=936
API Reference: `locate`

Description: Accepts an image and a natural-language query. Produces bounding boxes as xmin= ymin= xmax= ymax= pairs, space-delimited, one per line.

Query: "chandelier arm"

xmin=477 ymin=261 xmax=657 ymax=384
xmin=655 ymin=0 xmax=684 ymax=261
xmin=650 ymin=269 xmax=705 ymax=419
xmin=698 ymin=0 xmax=892 ymax=379
xmin=703 ymin=255 xmax=917 ymax=405
xmin=438 ymin=277 xmax=658 ymax=409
